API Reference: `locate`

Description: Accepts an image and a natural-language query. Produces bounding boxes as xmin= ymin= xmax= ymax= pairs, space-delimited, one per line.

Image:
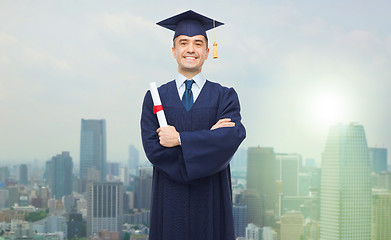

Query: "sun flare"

xmin=299 ymin=87 xmax=351 ymax=134
xmin=314 ymin=93 xmax=345 ymax=126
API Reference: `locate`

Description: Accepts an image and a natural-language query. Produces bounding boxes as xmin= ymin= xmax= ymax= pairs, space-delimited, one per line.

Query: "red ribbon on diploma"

xmin=153 ymin=105 xmax=163 ymax=114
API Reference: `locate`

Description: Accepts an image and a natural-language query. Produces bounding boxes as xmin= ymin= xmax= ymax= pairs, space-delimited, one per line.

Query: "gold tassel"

xmin=212 ymin=42 xmax=218 ymax=59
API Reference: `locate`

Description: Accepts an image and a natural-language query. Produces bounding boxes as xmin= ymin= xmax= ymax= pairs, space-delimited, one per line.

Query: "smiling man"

xmin=140 ymin=10 xmax=246 ymax=240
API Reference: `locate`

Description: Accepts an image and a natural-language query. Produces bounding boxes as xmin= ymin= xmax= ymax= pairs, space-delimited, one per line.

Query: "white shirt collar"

xmin=175 ymin=72 xmax=206 ymax=90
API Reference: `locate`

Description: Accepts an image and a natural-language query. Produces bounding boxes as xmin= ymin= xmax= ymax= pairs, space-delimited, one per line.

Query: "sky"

xmin=1 ymin=0 xmax=390 ymax=167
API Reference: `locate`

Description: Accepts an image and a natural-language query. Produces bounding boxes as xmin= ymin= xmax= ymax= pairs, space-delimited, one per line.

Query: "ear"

xmin=205 ymin=47 xmax=210 ymax=60
xmin=172 ymin=46 xmax=176 ymax=59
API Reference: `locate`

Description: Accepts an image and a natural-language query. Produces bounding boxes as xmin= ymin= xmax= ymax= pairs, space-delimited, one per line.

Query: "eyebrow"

xmin=178 ymin=38 xmax=205 ymax=43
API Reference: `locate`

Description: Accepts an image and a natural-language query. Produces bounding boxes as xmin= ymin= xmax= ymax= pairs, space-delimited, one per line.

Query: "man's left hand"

xmin=157 ymin=126 xmax=180 ymax=147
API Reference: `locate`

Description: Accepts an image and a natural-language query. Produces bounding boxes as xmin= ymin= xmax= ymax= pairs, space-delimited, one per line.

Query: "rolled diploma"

xmin=149 ymin=82 xmax=168 ymax=127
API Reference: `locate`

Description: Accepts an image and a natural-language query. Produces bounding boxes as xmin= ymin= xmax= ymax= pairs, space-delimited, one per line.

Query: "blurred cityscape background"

xmin=0 ymin=120 xmax=389 ymax=240
xmin=1 ymin=1 xmax=391 ymax=240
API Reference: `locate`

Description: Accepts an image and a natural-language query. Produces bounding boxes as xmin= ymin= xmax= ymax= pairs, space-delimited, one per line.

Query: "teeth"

xmin=185 ymin=57 xmax=196 ymax=59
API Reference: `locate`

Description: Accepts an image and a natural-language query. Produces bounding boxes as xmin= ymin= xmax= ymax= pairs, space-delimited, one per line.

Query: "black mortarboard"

xmin=156 ymin=10 xmax=224 ymax=40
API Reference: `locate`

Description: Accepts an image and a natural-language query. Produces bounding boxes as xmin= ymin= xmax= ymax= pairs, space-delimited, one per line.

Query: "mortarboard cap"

xmin=156 ymin=10 xmax=224 ymax=40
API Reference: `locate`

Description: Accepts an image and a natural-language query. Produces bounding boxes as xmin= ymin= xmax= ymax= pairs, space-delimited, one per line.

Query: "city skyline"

xmin=1 ymin=1 xmax=391 ymax=166
xmin=0 ymin=122 xmax=389 ymax=239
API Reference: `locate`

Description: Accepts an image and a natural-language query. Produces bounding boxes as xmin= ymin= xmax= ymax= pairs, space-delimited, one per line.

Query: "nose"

xmin=186 ymin=43 xmax=195 ymax=53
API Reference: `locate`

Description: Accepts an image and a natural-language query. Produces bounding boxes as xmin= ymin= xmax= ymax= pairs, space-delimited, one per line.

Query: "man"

xmin=141 ymin=10 xmax=246 ymax=240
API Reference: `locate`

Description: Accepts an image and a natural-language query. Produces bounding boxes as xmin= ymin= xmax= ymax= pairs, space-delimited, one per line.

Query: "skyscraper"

xmin=233 ymin=204 xmax=247 ymax=238
xmin=19 ymin=164 xmax=28 ymax=185
xmin=231 ymin=148 xmax=247 ymax=172
xmin=80 ymin=119 xmax=107 ymax=183
xmin=134 ymin=167 xmax=153 ymax=210
xmin=247 ymin=147 xmax=275 ymax=217
xmin=87 ymin=182 xmax=123 ymax=237
xmin=0 ymin=166 xmax=9 ymax=185
xmin=45 ymin=152 xmax=73 ymax=200
xmin=245 ymin=223 xmax=262 ymax=240
xmin=280 ymin=211 xmax=304 ymax=240
xmin=239 ymin=189 xmax=263 ymax=227
xmin=0 ymin=189 xmax=8 ymax=209
xmin=371 ymin=189 xmax=391 ymax=240
xmin=320 ymin=123 xmax=371 ymax=240
xmin=107 ymin=162 xmax=120 ymax=177
xmin=276 ymin=153 xmax=301 ymax=197
xmin=369 ymin=147 xmax=388 ymax=174
xmin=128 ymin=145 xmax=139 ymax=175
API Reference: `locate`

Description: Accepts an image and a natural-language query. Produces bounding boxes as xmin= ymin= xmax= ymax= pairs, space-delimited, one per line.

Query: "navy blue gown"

xmin=141 ymin=80 xmax=246 ymax=240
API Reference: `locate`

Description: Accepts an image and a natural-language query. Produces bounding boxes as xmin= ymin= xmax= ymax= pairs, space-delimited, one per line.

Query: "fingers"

xmin=156 ymin=126 xmax=180 ymax=147
xmin=218 ymin=122 xmax=235 ymax=128
xmin=210 ymin=118 xmax=235 ymax=130
xmin=217 ymin=118 xmax=231 ymax=123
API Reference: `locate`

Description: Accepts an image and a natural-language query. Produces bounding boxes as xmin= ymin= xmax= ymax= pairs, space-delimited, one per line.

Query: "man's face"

xmin=172 ymin=35 xmax=209 ymax=77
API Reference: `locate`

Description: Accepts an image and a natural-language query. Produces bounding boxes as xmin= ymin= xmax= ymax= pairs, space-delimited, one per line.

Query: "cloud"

xmin=98 ymin=12 xmax=156 ymax=37
xmin=0 ymin=32 xmax=71 ymax=70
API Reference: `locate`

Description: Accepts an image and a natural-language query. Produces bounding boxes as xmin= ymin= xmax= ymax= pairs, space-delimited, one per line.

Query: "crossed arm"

xmin=157 ymin=118 xmax=235 ymax=147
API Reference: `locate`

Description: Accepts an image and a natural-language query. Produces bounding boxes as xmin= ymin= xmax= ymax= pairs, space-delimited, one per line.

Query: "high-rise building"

xmin=80 ymin=119 xmax=107 ymax=183
xmin=303 ymin=219 xmax=320 ymax=240
xmin=134 ymin=167 xmax=153 ymax=210
xmin=239 ymin=189 xmax=263 ymax=227
xmin=247 ymin=147 xmax=275 ymax=216
xmin=276 ymin=153 xmax=301 ymax=197
xmin=19 ymin=164 xmax=28 ymax=185
xmin=0 ymin=166 xmax=10 ymax=185
xmin=0 ymin=189 xmax=8 ymax=208
xmin=280 ymin=211 xmax=304 ymax=240
xmin=120 ymin=166 xmax=129 ymax=187
xmin=231 ymin=148 xmax=247 ymax=172
xmin=262 ymin=226 xmax=277 ymax=240
xmin=67 ymin=212 xmax=84 ymax=239
xmin=245 ymin=223 xmax=262 ymax=240
xmin=128 ymin=145 xmax=139 ymax=175
xmin=233 ymin=204 xmax=247 ymax=238
xmin=87 ymin=182 xmax=123 ymax=237
xmin=369 ymin=147 xmax=388 ymax=174
xmin=371 ymin=189 xmax=391 ymax=240
xmin=45 ymin=151 xmax=73 ymax=200
xmin=320 ymin=123 xmax=371 ymax=240
xmin=107 ymin=162 xmax=120 ymax=177
xmin=7 ymin=186 xmax=19 ymax=207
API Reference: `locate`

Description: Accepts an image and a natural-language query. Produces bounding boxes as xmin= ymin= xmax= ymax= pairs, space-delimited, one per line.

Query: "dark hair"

xmin=172 ymin=36 xmax=209 ymax=49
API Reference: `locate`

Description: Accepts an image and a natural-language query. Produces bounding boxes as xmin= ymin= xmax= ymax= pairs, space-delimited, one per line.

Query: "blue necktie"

xmin=182 ymin=79 xmax=194 ymax=111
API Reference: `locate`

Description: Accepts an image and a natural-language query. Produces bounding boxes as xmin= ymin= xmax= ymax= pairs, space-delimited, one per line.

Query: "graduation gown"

xmin=140 ymin=80 xmax=246 ymax=240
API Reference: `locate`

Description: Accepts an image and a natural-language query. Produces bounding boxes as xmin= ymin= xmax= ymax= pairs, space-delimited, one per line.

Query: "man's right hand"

xmin=210 ymin=118 xmax=235 ymax=130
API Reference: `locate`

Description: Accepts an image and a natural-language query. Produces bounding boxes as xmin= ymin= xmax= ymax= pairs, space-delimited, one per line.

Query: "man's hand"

xmin=157 ymin=125 xmax=180 ymax=147
xmin=210 ymin=118 xmax=235 ymax=130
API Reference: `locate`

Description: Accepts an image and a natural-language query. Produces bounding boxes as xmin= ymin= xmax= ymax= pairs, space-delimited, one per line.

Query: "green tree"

xmin=25 ymin=211 xmax=46 ymax=222
xmin=122 ymin=232 xmax=130 ymax=240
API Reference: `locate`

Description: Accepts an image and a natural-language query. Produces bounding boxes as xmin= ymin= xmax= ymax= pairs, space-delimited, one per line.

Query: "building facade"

xmin=276 ymin=153 xmax=301 ymax=197
xmin=320 ymin=123 xmax=371 ymax=240
xmin=280 ymin=211 xmax=304 ymax=240
xmin=247 ymin=146 xmax=275 ymax=226
xmin=128 ymin=145 xmax=139 ymax=176
xmin=371 ymin=189 xmax=391 ymax=240
xmin=233 ymin=204 xmax=247 ymax=238
xmin=45 ymin=151 xmax=73 ymax=200
xmin=80 ymin=119 xmax=107 ymax=184
xmin=369 ymin=147 xmax=388 ymax=174
xmin=133 ymin=167 xmax=153 ymax=210
xmin=87 ymin=182 xmax=123 ymax=237
xmin=19 ymin=164 xmax=28 ymax=185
